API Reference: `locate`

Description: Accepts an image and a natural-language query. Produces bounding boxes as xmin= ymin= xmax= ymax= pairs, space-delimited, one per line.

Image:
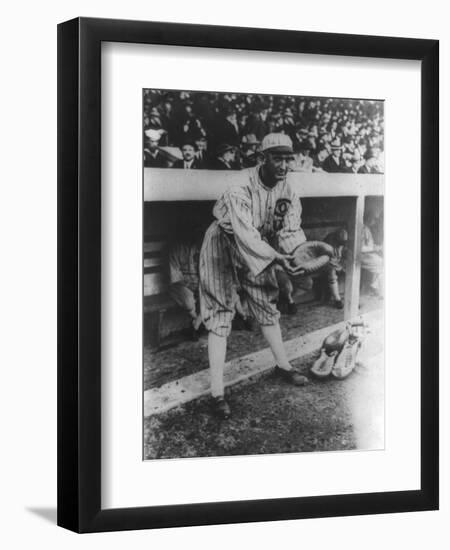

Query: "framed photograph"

xmin=57 ymin=17 xmax=439 ymax=533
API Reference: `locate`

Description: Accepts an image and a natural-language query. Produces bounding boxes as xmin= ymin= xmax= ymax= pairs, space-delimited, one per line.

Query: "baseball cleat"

xmin=274 ymin=366 xmax=308 ymax=386
xmin=331 ymin=341 xmax=360 ymax=379
xmin=310 ymin=349 xmax=337 ymax=378
xmin=212 ymin=397 xmax=231 ymax=419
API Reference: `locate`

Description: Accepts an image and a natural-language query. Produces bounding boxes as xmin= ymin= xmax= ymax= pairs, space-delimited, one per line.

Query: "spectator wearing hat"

xmin=173 ymin=139 xmax=204 ymax=169
xmin=208 ymin=144 xmax=237 ymax=170
xmin=322 ymin=139 xmax=347 ymax=173
xmin=142 ymin=90 xmax=384 ymax=174
xmin=347 ymin=149 xmax=364 ymax=173
xmin=212 ymin=106 xmax=241 ymax=150
xmin=305 ymin=130 xmax=317 ymax=152
xmin=312 ymin=146 xmax=329 ymax=172
xmin=291 ymin=141 xmax=314 ymax=172
xmin=148 ymin=107 xmax=165 ymax=133
xmin=294 ymin=127 xmax=309 ymax=145
xmin=170 ymin=102 xmax=201 ymax=145
xmin=358 ymin=148 xmax=381 ymax=174
xmin=240 ymin=134 xmax=261 ymax=168
xmin=283 ymin=108 xmax=296 ymax=138
xmin=243 ymin=105 xmax=269 ymax=141
xmin=144 ymin=129 xmax=167 ymax=168
xmin=193 ymin=134 xmax=210 ymax=167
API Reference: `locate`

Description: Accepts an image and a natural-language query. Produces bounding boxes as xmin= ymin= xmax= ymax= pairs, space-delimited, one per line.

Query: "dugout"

xmin=143 ymin=168 xmax=384 ymax=347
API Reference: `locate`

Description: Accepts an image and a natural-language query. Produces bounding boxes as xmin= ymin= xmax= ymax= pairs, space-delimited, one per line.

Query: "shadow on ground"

xmin=26 ymin=507 xmax=57 ymax=525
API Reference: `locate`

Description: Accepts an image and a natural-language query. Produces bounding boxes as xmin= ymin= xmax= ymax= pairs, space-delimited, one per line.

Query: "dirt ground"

xmin=144 ymin=293 xmax=380 ymax=391
xmin=143 ymin=295 xmax=384 ymax=460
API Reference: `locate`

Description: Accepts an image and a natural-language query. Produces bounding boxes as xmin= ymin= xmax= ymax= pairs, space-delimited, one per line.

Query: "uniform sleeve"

xmin=277 ymin=195 xmax=307 ymax=254
xmin=223 ymin=191 xmax=277 ymax=277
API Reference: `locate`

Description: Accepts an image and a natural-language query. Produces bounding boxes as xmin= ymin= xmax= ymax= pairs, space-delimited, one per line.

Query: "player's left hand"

xmin=290 ymin=241 xmax=334 ymax=276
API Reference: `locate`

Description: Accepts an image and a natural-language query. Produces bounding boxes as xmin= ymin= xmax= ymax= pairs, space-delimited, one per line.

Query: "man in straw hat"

xmin=322 ymin=138 xmax=346 ymax=173
xmin=199 ymin=133 xmax=310 ymax=419
xmin=143 ymin=128 xmax=167 ymax=168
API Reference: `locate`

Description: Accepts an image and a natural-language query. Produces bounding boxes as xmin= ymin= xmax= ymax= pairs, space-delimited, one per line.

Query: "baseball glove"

xmin=291 ymin=240 xmax=334 ymax=275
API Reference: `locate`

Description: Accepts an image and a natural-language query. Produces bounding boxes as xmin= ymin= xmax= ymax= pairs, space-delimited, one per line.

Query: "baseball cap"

xmin=261 ymin=133 xmax=294 ymax=155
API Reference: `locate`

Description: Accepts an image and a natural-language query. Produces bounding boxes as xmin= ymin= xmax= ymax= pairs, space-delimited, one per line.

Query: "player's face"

xmin=264 ymin=152 xmax=293 ymax=183
xmin=182 ymin=145 xmax=196 ymax=161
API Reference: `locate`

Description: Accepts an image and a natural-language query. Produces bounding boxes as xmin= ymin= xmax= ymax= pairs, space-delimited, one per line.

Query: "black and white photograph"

xmin=0 ymin=0 xmax=442 ymax=542
xmin=143 ymin=88 xmax=385 ymax=459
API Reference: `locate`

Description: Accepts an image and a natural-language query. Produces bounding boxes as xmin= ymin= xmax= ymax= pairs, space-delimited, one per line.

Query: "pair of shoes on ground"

xmin=331 ymin=299 xmax=344 ymax=309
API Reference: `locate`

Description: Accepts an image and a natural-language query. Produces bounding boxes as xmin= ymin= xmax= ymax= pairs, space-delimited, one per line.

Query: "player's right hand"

xmin=273 ymin=252 xmax=295 ymax=273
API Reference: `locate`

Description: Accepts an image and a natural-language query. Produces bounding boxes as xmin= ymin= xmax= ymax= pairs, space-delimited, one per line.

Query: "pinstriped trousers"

xmin=199 ymin=221 xmax=280 ymax=337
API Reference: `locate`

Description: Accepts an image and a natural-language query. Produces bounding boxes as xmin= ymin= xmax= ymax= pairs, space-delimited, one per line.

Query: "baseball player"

xmin=168 ymin=240 xmax=203 ymax=341
xmin=361 ymin=220 xmax=383 ymax=297
xmin=199 ymin=133 xmax=310 ymax=419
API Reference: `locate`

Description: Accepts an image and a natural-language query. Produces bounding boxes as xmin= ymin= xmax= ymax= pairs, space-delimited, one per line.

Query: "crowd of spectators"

xmin=143 ymin=89 xmax=384 ymax=174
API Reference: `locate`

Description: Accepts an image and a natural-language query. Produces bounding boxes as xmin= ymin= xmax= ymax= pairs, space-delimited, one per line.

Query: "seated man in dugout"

xmin=168 ymin=239 xmax=252 ymax=341
xmin=322 ymin=227 xmax=348 ymax=309
xmin=168 ymin=239 xmax=203 ymax=341
xmin=361 ymin=213 xmax=384 ymax=297
xmin=322 ymin=223 xmax=383 ymax=302
xmin=276 ymin=228 xmax=348 ymax=313
xmin=277 ymin=214 xmax=384 ymax=311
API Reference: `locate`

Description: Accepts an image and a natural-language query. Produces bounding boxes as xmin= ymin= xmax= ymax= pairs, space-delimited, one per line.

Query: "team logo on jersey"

xmin=273 ymin=198 xmax=291 ymax=231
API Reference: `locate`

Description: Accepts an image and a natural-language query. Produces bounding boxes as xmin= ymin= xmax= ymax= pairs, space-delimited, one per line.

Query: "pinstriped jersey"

xmin=212 ymin=166 xmax=306 ymax=277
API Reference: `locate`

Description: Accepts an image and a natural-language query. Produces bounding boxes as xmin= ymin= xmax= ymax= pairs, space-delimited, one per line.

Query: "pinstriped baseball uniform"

xmin=199 ymin=166 xmax=306 ymax=337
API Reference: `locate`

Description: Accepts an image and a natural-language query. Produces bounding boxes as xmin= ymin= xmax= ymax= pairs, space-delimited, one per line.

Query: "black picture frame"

xmin=57 ymin=17 xmax=439 ymax=533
